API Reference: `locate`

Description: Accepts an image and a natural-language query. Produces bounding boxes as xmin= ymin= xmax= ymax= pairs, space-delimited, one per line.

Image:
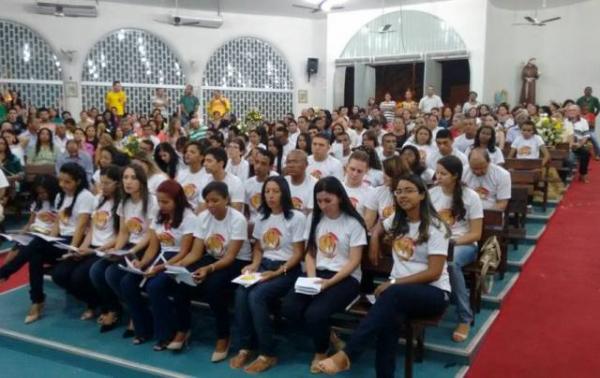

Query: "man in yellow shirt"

xmin=105 ymin=80 xmax=127 ymax=116
xmin=206 ymin=90 xmax=230 ymax=120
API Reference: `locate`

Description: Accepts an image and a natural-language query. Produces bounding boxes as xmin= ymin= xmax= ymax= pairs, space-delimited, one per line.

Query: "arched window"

xmin=81 ymin=28 xmax=185 ymax=115
xmin=0 ymin=19 xmax=64 ymax=108
xmin=203 ymin=37 xmax=293 ymax=122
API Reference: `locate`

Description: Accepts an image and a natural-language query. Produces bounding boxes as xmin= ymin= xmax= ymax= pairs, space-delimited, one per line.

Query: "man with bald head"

xmin=463 ymin=149 xmax=511 ymax=210
xmin=285 ymin=149 xmax=317 ymax=215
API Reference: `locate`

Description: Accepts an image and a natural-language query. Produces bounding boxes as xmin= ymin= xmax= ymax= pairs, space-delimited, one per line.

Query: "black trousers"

xmin=52 ymin=255 xmax=101 ymax=309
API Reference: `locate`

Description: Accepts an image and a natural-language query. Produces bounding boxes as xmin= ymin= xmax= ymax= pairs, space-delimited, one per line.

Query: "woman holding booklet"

xmin=52 ymin=165 xmax=122 ymax=323
xmin=229 ymin=176 xmax=306 ymax=373
xmin=0 ymin=163 xmax=94 ymax=324
xmin=317 ymin=174 xmax=451 ymax=378
xmin=138 ymin=180 xmax=196 ymax=351
xmin=96 ymin=164 xmax=158 ymax=343
xmin=168 ymin=181 xmax=250 ymax=360
xmin=281 ymin=176 xmax=367 ymax=374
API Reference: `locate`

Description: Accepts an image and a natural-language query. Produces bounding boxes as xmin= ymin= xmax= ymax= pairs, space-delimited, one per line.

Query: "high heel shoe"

xmin=25 ymin=303 xmax=44 ymax=324
xmin=211 ymin=339 xmax=230 ymax=363
xmin=166 ymin=332 xmax=190 ymax=352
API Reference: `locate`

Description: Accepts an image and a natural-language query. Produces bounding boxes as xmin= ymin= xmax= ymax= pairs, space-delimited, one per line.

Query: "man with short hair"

xmin=285 ymin=149 xmax=316 ymax=215
xmin=105 ymin=80 xmax=127 ymax=116
xmin=377 ymin=133 xmax=399 ymax=162
xmin=141 ymin=124 xmax=160 ymax=147
xmin=463 ymin=149 xmax=511 ymax=210
xmin=201 ymin=146 xmax=244 ymax=212
xmin=245 ymin=148 xmax=276 ymax=221
xmin=56 ymin=139 xmax=94 ymax=182
xmin=576 ymin=86 xmax=600 ymax=116
xmin=307 ymin=133 xmax=344 ymax=181
xmin=335 ymin=132 xmax=352 ymax=166
xmin=462 ymin=91 xmax=480 ymax=114
xmin=343 ymin=151 xmax=373 ymax=219
xmin=54 ymin=122 xmax=71 ymax=153
xmin=418 ymin=85 xmax=444 ymax=113
xmin=6 ymin=108 xmax=24 ymax=134
xmin=564 ymin=104 xmax=592 ymax=181
xmin=274 ymin=125 xmax=294 ymax=160
xmin=297 ymin=116 xmax=309 ymax=134
xmin=454 ymin=117 xmax=478 ymax=153
xmin=426 ymin=129 xmax=468 ymax=170
xmin=178 ymin=84 xmax=200 ymax=125
xmin=288 ymin=119 xmax=300 ymax=147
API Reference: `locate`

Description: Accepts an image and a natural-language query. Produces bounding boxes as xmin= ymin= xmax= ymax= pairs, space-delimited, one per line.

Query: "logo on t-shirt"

xmin=318 ymin=232 xmax=338 ymax=258
xmin=93 ymin=210 xmax=110 ymax=229
xmin=157 ymin=231 xmax=176 ymax=246
xmin=126 ymin=217 xmax=144 ymax=234
xmin=392 ymin=236 xmax=415 ymax=261
xmin=310 ymin=169 xmax=323 ymax=180
xmin=183 ymin=183 xmax=197 ymax=199
xmin=349 ymin=197 xmax=359 ymax=209
xmin=518 ymin=146 xmax=532 ymax=156
xmin=205 ymin=234 xmax=225 ymax=257
xmin=250 ymin=193 xmax=262 ymax=209
xmin=438 ymin=209 xmax=455 ymax=226
xmin=418 ymin=149 xmax=428 ymax=161
xmin=262 ymin=228 xmax=282 ymax=249
xmin=37 ymin=211 xmax=57 ymax=224
xmin=292 ymin=196 xmax=304 ymax=210
xmin=382 ymin=205 xmax=394 ymax=219
xmin=58 ymin=209 xmax=69 ymax=225
xmin=475 ymin=186 xmax=490 ymax=200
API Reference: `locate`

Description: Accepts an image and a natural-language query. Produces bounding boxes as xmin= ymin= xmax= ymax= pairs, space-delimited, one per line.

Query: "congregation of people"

xmin=0 ymin=81 xmax=596 ymax=377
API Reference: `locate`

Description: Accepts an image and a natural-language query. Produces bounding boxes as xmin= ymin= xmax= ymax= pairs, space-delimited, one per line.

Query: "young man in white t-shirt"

xmin=285 ymin=149 xmax=316 ymax=215
xmin=426 ymin=129 xmax=468 ymax=170
xmin=463 ymin=149 xmax=511 ymax=210
xmin=376 ymin=133 xmax=399 ymax=162
xmin=453 ymin=117 xmax=477 ymax=153
xmin=342 ymin=151 xmax=373 ymax=219
xmin=245 ymin=148 xmax=277 ymax=221
xmin=201 ymin=147 xmax=245 ymax=212
xmin=307 ymin=133 xmax=344 ymax=181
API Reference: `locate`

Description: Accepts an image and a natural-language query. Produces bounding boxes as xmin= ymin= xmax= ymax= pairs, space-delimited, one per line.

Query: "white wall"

xmin=483 ymin=0 xmax=600 ymax=105
xmin=0 ymin=0 xmax=327 ymax=116
xmin=324 ymin=0 xmax=488 ymax=109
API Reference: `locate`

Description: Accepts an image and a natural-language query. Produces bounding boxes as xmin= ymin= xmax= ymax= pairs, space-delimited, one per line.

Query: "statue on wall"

xmin=520 ymin=58 xmax=539 ymax=105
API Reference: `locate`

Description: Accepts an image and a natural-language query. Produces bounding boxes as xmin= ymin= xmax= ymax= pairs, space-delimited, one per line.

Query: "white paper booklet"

xmin=53 ymin=242 xmax=80 ymax=252
xmin=95 ymin=249 xmax=133 ymax=258
xmin=164 ymin=265 xmax=197 ymax=287
xmin=0 ymin=233 xmax=33 ymax=246
xmin=294 ymin=277 xmax=322 ymax=296
xmin=118 ymin=257 xmax=144 ymax=275
xmin=232 ymin=273 xmax=263 ymax=288
xmin=27 ymin=232 xmax=64 ymax=243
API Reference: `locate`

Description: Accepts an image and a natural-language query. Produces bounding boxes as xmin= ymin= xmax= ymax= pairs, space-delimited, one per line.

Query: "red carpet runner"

xmin=468 ymin=161 xmax=600 ymax=377
xmin=0 ymin=255 xmax=28 ymax=293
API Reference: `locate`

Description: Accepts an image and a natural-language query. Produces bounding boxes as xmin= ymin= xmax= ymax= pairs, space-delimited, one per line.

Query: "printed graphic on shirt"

xmin=349 ymin=196 xmax=359 ymax=209
xmin=518 ymin=146 xmax=532 ymax=156
xmin=183 ymin=183 xmax=197 ymax=200
xmin=262 ymin=228 xmax=282 ymax=249
xmin=38 ymin=211 xmax=57 ymax=223
xmin=438 ymin=209 xmax=456 ymax=226
xmin=382 ymin=205 xmax=395 ymax=219
xmin=310 ymin=169 xmax=323 ymax=180
xmin=157 ymin=231 xmax=176 ymax=246
xmin=418 ymin=148 xmax=428 ymax=161
xmin=92 ymin=210 xmax=110 ymax=229
xmin=292 ymin=196 xmax=303 ymax=210
xmin=205 ymin=234 xmax=225 ymax=257
xmin=392 ymin=236 xmax=415 ymax=261
xmin=250 ymin=193 xmax=262 ymax=210
xmin=58 ymin=209 xmax=69 ymax=225
xmin=475 ymin=186 xmax=489 ymax=199
xmin=318 ymin=232 xmax=338 ymax=258
xmin=126 ymin=217 xmax=144 ymax=234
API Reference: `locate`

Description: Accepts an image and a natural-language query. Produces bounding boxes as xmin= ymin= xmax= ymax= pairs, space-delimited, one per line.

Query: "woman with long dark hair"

xmin=0 ymin=163 xmax=94 ymax=323
xmin=466 ymin=125 xmax=505 ymax=166
xmin=282 ymin=176 xmax=367 ymax=374
xmin=400 ymin=144 xmax=435 ymax=185
xmin=154 ymin=142 xmax=180 ymax=179
xmin=26 ymin=127 xmax=57 ymax=165
xmin=230 ymin=176 xmax=306 ymax=373
xmin=267 ymin=136 xmax=284 ymax=174
xmin=295 ymin=132 xmax=312 ymax=155
xmin=429 ymin=156 xmax=483 ymax=342
xmin=318 ymin=174 xmax=451 ymax=377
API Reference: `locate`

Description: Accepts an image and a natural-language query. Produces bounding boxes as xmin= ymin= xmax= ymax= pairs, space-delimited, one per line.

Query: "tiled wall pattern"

xmin=0 ymin=19 xmax=64 ymax=107
xmin=202 ymin=37 xmax=293 ymax=122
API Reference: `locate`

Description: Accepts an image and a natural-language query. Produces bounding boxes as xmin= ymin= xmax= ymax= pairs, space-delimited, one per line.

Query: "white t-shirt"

xmin=465 ymin=146 xmax=505 ymax=166
xmin=117 ymin=196 xmax=158 ymax=245
xmin=150 ymin=209 xmax=196 ymax=250
xmin=92 ymin=169 xmax=101 ymax=185
xmin=91 ymin=196 xmax=117 ymax=247
xmin=376 ymin=147 xmax=398 ymax=163
xmin=453 ymin=134 xmax=475 ymax=153
xmin=56 ymin=189 xmax=95 ymax=237
xmin=195 ymin=207 xmax=251 ymax=261
xmin=418 ymin=95 xmax=444 ymax=113
xmin=225 ymin=159 xmax=250 ymax=182
xmin=426 ymin=148 xmax=468 ymax=171
xmin=511 ymin=135 xmax=545 ymax=159
xmin=308 ymin=213 xmax=367 ymax=281
xmin=364 ymin=185 xmax=395 ymax=221
xmin=343 ymin=183 xmax=372 ymax=218
xmin=252 ymin=210 xmax=306 ymax=261
xmin=567 ymin=118 xmax=590 ymax=143
xmin=462 ymin=164 xmax=511 ymax=210
xmin=0 ymin=169 xmax=8 ymax=189
xmin=148 ymin=173 xmax=169 ymax=195
xmin=289 ymin=131 xmax=300 ymax=148
xmin=200 ymin=172 xmax=245 ymax=206
xmin=428 ymin=186 xmax=483 ymax=239
xmin=286 ymin=175 xmax=316 ymax=213
xmin=307 ymin=155 xmax=344 ymax=181
xmin=244 ymin=173 xmax=277 ymax=221
xmin=383 ymin=216 xmax=450 ymax=292
xmin=29 ymin=201 xmax=56 ymax=235
xmin=363 ymin=169 xmax=384 ymax=188
xmin=403 ymin=141 xmax=437 ymax=165
xmin=176 ymin=167 xmax=210 ymax=209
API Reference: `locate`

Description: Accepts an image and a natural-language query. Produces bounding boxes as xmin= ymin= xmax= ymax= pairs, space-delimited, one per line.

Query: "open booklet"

xmin=27 ymin=232 xmax=64 ymax=243
xmin=118 ymin=257 xmax=145 ymax=275
xmin=95 ymin=249 xmax=134 ymax=258
xmin=0 ymin=233 xmax=34 ymax=246
xmin=164 ymin=265 xmax=197 ymax=287
xmin=294 ymin=277 xmax=323 ymax=296
xmin=232 ymin=272 xmax=263 ymax=288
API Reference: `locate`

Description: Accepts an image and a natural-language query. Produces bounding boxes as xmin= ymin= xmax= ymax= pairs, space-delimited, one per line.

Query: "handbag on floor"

xmin=478 ymin=236 xmax=501 ymax=294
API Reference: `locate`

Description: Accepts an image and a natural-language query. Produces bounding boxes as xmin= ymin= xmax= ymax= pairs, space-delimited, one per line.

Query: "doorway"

xmin=375 ymin=63 xmax=424 ymax=103
xmin=440 ymin=59 xmax=470 ymax=108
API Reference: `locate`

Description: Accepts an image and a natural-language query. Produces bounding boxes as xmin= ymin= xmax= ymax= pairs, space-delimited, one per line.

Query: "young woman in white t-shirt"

xmin=429 ymin=156 xmax=483 ymax=342
xmin=407 ymin=125 xmax=437 ymax=165
xmin=177 ymin=141 xmax=209 ymax=212
xmin=104 ymin=164 xmax=158 ymax=343
xmin=1 ymin=163 xmax=94 ymax=324
xmin=169 ymin=181 xmax=250 ymax=360
xmin=509 ymin=120 xmax=550 ymax=166
xmin=400 ymin=144 xmax=435 ymax=185
xmin=131 ymin=153 xmax=168 ymax=196
xmin=230 ymin=176 xmax=306 ymax=373
xmin=318 ymin=174 xmax=451 ymax=377
xmin=282 ymin=176 xmax=367 ymax=374
xmin=225 ymin=138 xmax=250 ymax=182
xmin=465 ymin=125 xmax=505 ymax=166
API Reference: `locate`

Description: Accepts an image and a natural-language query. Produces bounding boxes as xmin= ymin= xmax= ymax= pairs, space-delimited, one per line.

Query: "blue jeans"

xmin=234 ymin=258 xmax=300 ymax=356
xmin=447 ymin=243 xmax=478 ymax=324
xmin=146 ymin=272 xmax=177 ymax=342
xmin=52 ymin=255 xmax=100 ymax=309
xmin=171 ymin=255 xmax=244 ymax=339
xmin=344 ymin=284 xmax=449 ymax=378
xmin=89 ymin=259 xmax=121 ymax=313
xmin=281 ymin=270 xmax=360 ymax=354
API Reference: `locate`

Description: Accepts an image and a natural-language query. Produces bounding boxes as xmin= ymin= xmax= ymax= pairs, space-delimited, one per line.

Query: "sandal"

xmin=310 ymin=354 xmax=328 ymax=374
xmin=452 ymin=323 xmax=470 ymax=343
xmin=318 ymin=352 xmax=350 ymax=375
xmin=244 ymin=355 xmax=277 ymax=374
xmin=230 ymin=349 xmax=252 ymax=369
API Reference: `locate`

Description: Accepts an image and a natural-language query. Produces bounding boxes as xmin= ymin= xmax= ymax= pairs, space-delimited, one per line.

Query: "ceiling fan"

xmin=292 ymin=0 xmax=345 ymax=14
xmin=513 ymin=15 xmax=561 ymax=27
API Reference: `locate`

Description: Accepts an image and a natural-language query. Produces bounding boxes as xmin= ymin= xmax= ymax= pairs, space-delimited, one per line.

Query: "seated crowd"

xmin=0 ymin=83 xmax=594 ymax=377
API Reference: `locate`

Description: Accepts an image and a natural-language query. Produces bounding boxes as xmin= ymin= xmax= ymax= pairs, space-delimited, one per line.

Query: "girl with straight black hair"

xmin=282 ymin=176 xmax=367 ymax=374
xmin=154 ymin=142 xmax=180 ymax=179
xmin=401 ymin=144 xmax=435 ymax=185
xmin=466 ymin=125 xmax=505 ymax=166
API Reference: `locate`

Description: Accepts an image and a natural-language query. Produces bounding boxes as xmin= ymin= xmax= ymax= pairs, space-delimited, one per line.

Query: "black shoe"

xmin=100 ymin=322 xmax=118 ymax=334
xmin=122 ymin=329 xmax=135 ymax=338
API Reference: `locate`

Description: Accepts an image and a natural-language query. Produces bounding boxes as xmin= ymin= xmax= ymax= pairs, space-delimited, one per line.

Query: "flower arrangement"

xmin=240 ymin=108 xmax=264 ymax=134
xmin=536 ymin=115 xmax=563 ymax=146
xmin=122 ymin=135 xmax=140 ymax=157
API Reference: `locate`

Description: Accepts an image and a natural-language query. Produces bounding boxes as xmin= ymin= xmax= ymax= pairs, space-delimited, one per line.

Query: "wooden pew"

xmin=506 ymin=186 xmax=529 ymax=250
xmin=504 ymin=158 xmax=549 ymax=211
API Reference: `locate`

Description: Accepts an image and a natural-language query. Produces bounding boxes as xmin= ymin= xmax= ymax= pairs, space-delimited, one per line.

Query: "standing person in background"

xmin=105 ymin=81 xmax=126 ymax=117
xmin=151 ymin=88 xmax=170 ymax=118
xmin=178 ymin=84 xmax=199 ymax=125
xmin=398 ymin=88 xmax=418 ymax=111
xmin=576 ymin=87 xmax=600 ymax=116
xmin=462 ymin=91 xmax=480 ymax=115
xmin=380 ymin=92 xmax=396 ymax=126
xmin=207 ymin=91 xmax=231 ymax=121
xmin=419 ymin=85 xmax=444 ymax=113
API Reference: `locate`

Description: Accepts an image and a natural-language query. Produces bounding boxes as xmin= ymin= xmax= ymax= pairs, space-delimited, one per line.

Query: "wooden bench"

xmin=506 ymin=186 xmax=529 ymax=250
xmin=504 ymin=158 xmax=549 ymax=211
